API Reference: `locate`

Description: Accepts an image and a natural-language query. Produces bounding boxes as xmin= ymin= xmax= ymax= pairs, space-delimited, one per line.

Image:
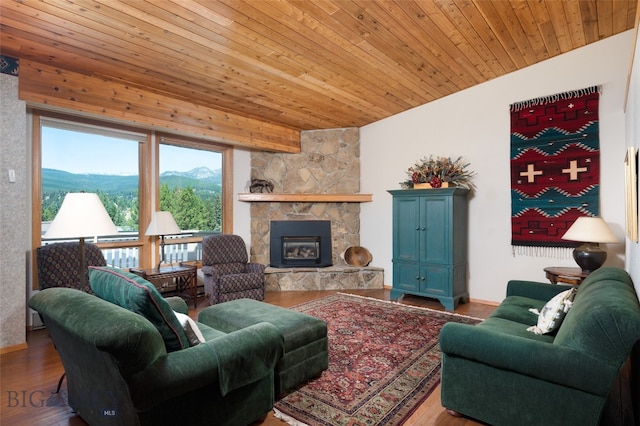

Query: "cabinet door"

xmin=393 ymin=261 xmax=420 ymax=291
xmin=419 ymin=266 xmax=450 ymax=296
xmin=420 ymin=195 xmax=451 ymax=264
xmin=393 ymin=196 xmax=420 ymax=261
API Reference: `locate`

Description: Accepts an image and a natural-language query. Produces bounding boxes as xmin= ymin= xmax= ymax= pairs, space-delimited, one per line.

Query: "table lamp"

xmin=145 ymin=211 xmax=181 ymax=270
xmin=561 ymin=216 xmax=619 ymax=273
xmin=44 ymin=192 xmax=118 ymax=288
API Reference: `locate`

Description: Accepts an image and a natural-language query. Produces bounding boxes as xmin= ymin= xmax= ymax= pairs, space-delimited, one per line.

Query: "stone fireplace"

xmin=249 ymin=128 xmax=383 ymax=291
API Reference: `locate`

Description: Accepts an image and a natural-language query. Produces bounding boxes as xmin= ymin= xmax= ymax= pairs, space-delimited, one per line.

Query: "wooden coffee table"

xmin=129 ymin=263 xmax=199 ymax=308
xmin=543 ymin=266 xmax=589 ymax=285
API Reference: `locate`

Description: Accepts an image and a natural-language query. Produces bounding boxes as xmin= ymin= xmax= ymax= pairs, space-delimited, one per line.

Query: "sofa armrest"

xmin=165 ymin=297 xmax=188 ymax=314
xmin=440 ymin=322 xmax=617 ymax=396
xmin=128 ymin=322 xmax=283 ymax=411
xmin=506 ymin=280 xmax=574 ymax=301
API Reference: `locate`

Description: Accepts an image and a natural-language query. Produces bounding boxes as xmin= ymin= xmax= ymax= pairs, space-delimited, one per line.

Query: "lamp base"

xmin=156 ymin=235 xmax=167 ymax=270
xmin=572 ymin=243 xmax=606 ymax=274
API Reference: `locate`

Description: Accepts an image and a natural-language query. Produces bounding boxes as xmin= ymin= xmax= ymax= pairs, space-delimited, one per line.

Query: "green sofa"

xmin=29 ymin=266 xmax=286 ymax=426
xmin=440 ymin=267 xmax=640 ymax=426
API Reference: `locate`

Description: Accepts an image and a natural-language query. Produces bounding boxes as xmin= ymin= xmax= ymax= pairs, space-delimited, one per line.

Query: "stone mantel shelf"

xmin=238 ymin=193 xmax=372 ymax=203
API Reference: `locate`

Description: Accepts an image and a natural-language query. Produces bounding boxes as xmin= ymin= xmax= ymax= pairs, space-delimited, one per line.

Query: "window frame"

xmin=153 ymin=132 xmax=233 ymax=262
xmin=32 ymin=110 xmax=233 ymax=289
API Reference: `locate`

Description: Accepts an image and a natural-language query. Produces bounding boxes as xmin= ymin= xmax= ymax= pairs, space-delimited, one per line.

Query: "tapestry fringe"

xmin=511 ymin=245 xmax=573 ymax=259
xmin=510 ymin=85 xmax=601 ymax=112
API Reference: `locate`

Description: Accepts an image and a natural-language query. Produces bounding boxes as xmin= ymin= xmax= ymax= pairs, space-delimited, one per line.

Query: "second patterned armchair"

xmin=37 ymin=241 xmax=107 ymax=294
xmin=201 ymin=234 xmax=265 ymax=305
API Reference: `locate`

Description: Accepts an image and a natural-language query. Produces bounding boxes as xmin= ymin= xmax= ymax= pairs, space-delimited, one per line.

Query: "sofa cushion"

xmin=490 ymin=295 xmax=546 ymax=325
xmin=89 ymin=266 xmax=189 ymax=352
xmin=477 ymin=317 xmax=556 ymax=343
xmin=527 ymin=288 xmax=576 ymax=335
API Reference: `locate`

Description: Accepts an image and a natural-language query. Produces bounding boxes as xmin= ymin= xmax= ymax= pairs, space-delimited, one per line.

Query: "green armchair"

xmin=29 ymin=266 xmax=284 ymax=426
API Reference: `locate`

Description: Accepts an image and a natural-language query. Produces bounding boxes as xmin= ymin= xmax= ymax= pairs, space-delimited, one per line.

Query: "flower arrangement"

xmin=401 ymin=155 xmax=476 ymax=189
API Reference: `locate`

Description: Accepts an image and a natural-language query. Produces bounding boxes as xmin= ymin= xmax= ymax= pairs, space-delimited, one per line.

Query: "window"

xmin=159 ymin=138 xmax=223 ymax=233
xmin=41 ymin=119 xmax=143 ymax=234
xmin=155 ymin=135 xmax=231 ymax=264
xmin=36 ymin=115 xmax=148 ymax=271
xmin=32 ymin=111 xmax=233 ymax=281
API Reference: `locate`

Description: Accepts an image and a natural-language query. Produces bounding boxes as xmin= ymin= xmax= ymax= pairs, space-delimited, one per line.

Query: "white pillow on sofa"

xmin=173 ymin=311 xmax=206 ymax=346
xmin=527 ymin=288 xmax=577 ymax=335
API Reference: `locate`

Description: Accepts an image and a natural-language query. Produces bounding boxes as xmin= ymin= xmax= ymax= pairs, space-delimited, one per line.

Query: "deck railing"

xmin=41 ymin=231 xmax=217 ymax=269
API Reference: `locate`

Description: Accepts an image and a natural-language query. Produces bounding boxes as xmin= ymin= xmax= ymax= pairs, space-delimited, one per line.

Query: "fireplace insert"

xmin=270 ymin=220 xmax=332 ymax=268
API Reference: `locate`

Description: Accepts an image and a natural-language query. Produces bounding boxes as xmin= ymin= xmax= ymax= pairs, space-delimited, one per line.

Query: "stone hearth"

xmin=249 ymin=128 xmax=384 ymax=291
xmin=264 ymin=266 xmax=384 ymax=291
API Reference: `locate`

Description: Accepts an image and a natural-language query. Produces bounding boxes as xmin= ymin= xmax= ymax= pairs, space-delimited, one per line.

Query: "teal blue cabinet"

xmin=388 ymin=188 xmax=469 ymax=311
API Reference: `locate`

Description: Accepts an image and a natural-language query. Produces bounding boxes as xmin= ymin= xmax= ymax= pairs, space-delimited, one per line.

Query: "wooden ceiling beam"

xmin=19 ymin=61 xmax=301 ymax=153
xmin=3 ymin=0 xmax=382 ymax=129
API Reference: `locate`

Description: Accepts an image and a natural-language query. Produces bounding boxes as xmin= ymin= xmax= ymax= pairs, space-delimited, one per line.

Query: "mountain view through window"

xmin=41 ymin=124 xmax=224 ymax=238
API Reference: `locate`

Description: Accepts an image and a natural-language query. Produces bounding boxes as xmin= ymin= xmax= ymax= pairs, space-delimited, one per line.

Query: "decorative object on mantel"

xmin=400 ymin=155 xmax=475 ymax=189
xmin=248 ymin=178 xmax=274 ymax=193
xmin=342 ymin=246 xmax=373 ymax=267
xmin=511 ymin=86 xmax=601 ymax=257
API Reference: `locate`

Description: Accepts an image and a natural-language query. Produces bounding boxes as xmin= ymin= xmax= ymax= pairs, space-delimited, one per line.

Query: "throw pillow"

xmin=527 ymin=288 xmax=577 ymax=335
xmin=174 ymin=311 xmax=206 ymax=346
xmin=89 ymin=266 xmax=189 ymax=352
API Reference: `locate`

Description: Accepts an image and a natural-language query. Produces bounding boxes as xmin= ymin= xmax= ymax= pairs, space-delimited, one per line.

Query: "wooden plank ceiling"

xmin=1 ymin=0 xmax=637 ymax=152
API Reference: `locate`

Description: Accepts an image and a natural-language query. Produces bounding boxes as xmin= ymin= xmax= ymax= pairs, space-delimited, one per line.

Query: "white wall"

xmin=360 ymin=31 xmax=634 ymax=304
xmin=626 ymin=29 xmax=640 ymax=292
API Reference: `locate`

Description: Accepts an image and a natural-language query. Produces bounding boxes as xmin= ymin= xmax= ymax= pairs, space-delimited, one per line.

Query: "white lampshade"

xmin=145 ymin=211 xmax=180 ymax=236
xmin=561 ymin=217 xmax=619 ymax=244
xmin=45 ymin=192 xmax=118 ymax=239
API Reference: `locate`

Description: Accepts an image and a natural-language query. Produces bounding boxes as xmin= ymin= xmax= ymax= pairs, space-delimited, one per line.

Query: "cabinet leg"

xmin=439 ymin=296 xmax=455 ymax=311
xmin=390 ymin=289 xmax=403 ymax=301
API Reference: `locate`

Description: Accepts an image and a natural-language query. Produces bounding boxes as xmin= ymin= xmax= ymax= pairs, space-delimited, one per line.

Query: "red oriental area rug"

xmin=273 ymin=293 xmax=480 ymax=426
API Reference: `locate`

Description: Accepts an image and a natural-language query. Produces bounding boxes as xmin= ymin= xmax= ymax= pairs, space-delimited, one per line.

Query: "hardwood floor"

xmin=1 ymin=289 xmax=494 ymax=425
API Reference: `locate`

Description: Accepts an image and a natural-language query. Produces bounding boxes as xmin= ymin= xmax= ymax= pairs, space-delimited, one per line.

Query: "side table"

xmin=543 ymin=266 xmax=589 ymax=286
xmin=130 ymin=263 xmax=199 ymax=308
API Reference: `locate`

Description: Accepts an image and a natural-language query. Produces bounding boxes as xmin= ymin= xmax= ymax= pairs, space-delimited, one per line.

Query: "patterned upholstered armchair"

xmin=36 ymin=241 xmax=107 ymax=294
xmin=36 ymin=241 xmax=108 ymax=393
xmin=201 ymin=234 xmax=265 ymax=305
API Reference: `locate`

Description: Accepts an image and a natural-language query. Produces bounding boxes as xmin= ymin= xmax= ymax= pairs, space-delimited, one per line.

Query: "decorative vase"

xmin=413 ymin=182 xmax=449 ymax=189
xmin=414 ymin=183 xmax=432 ymax=189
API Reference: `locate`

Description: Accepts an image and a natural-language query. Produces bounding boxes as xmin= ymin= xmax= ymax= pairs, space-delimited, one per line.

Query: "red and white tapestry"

xmin=511 ymin=86 xmax=600 ymax=254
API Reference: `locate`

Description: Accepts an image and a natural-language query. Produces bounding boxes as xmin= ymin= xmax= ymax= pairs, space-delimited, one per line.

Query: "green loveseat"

xmin=29 ymin=266 xmax=285 ymax=426
xmin=440 ymin=267 xmax=640 ymax=426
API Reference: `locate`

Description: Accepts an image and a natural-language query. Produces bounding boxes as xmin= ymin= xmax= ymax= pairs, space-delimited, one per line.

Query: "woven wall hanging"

xmin=510 ymin=86 xmax=600 ymax=256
